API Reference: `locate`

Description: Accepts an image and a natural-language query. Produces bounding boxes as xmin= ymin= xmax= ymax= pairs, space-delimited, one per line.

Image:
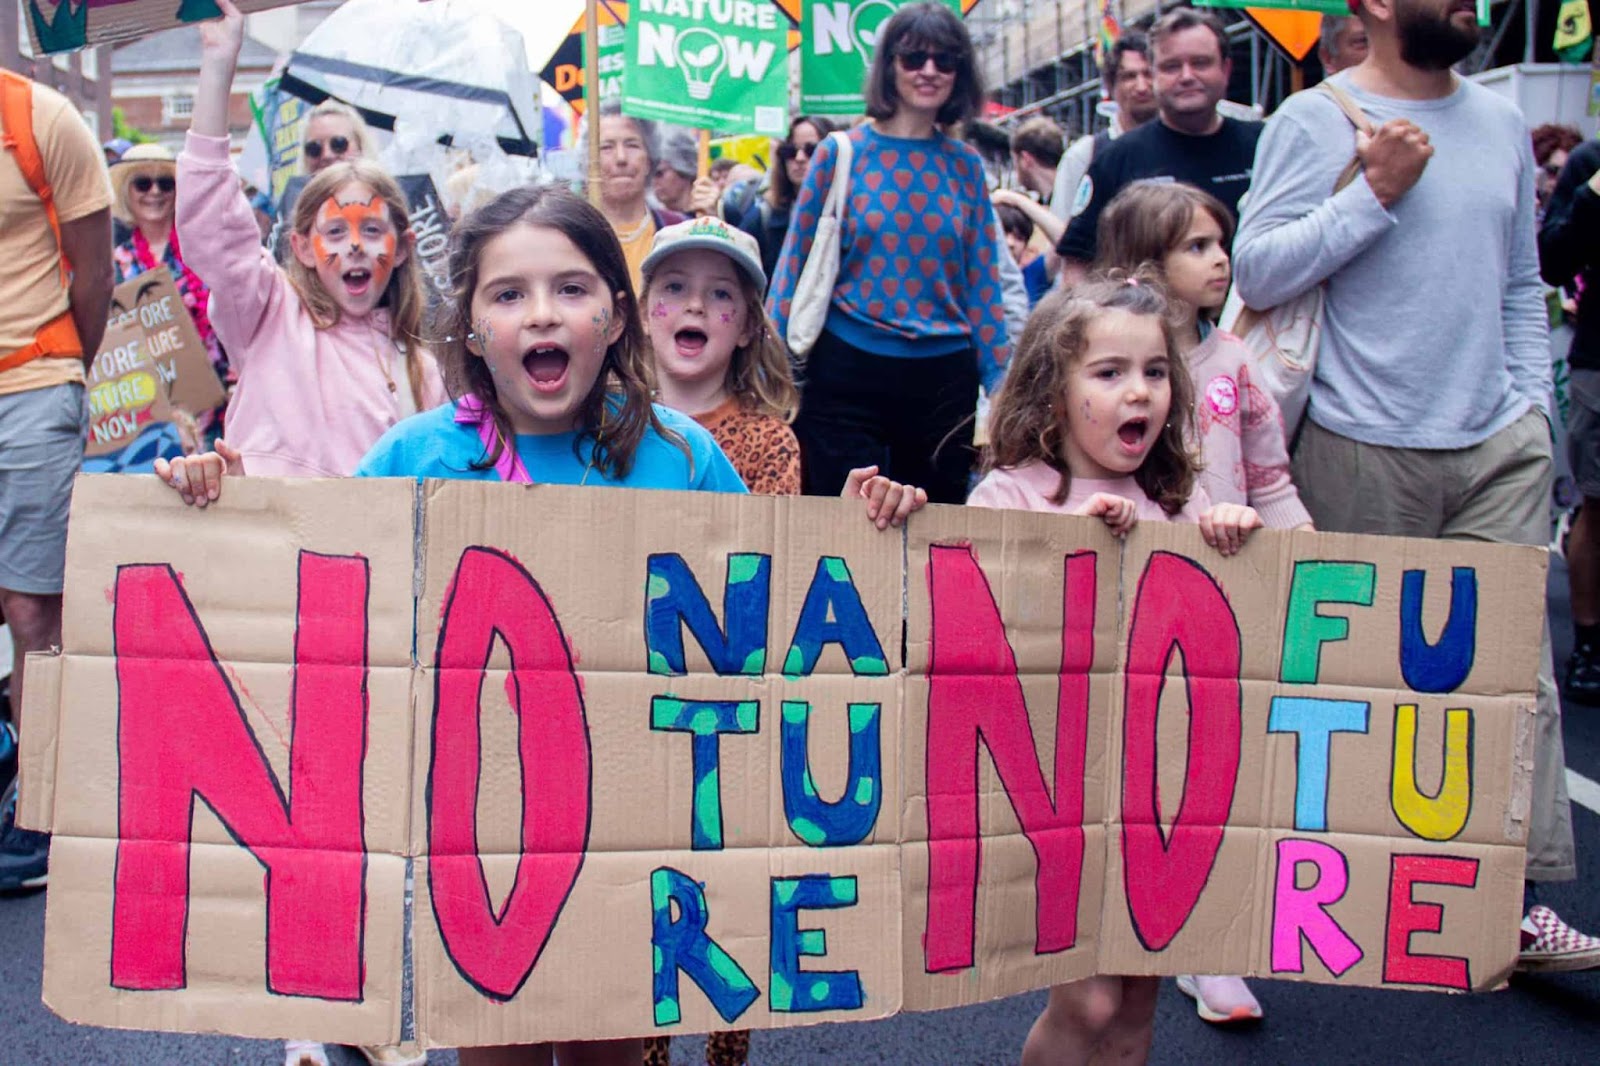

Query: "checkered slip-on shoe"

xmin=1517 ymin=905 xmax=1600 ymax=973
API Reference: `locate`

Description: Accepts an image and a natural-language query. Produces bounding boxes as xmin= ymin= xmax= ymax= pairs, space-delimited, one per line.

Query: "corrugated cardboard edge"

xmin=17 ymin=649 xmax=63 ymax=832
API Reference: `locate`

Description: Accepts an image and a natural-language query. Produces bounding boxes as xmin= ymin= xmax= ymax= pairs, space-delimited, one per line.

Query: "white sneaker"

xmin=283 ymin=1041 xmax=330 ymax=1066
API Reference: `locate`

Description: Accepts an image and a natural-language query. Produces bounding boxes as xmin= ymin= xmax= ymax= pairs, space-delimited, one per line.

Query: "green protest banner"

xmin=799 ymin=0 xmax=962 ymax=114
xmin=1193 ymin=0 xmax=1350 ymax=15
xmin=623 ymin=0 xmax=790 ymax=136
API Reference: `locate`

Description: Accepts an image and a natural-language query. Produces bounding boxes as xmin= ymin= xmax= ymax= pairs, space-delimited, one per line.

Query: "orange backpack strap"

xmin=0 ymin=70 xmax=69 ymax=286
xmin=0 ymin=70 xmax=82 ymax=370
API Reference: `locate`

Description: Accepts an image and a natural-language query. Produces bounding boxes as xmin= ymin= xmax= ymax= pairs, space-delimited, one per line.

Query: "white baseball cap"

xmin=641 ymin=216 xmax=767 ymax=292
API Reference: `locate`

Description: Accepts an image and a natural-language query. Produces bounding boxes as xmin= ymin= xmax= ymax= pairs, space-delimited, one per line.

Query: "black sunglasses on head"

xmin=130 ymin=175 xmax=175 ymax=194
xmin=896 ymin=49 xmax=959 ymax=74
xmin=303 ymin=135 xmax=351 ymax=160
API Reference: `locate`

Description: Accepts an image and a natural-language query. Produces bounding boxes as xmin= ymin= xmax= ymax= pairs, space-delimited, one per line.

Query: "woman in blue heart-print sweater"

xmin=766 ymin=2 xmax=1010 ymax=505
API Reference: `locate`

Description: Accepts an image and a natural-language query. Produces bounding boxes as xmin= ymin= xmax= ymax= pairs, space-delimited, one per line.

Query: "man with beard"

xmin=1056 ymin=9 xmax=1260 ymax=284
xmin=1235 ymin=0 xmax=1600 ymax=973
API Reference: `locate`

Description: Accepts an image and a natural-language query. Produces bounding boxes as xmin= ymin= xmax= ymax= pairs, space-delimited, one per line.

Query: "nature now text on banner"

xmin=798 ymin=0 xmax=966 ymax=114
xmin=25 ymin=0 xmax=302 ymax=54
xmin=623 ymin=0 xmax=790 ymax=137
xmin=20 ymin=477 xmax=1542 ymax=1046
xmin=540 ymin=1 xmax=629 ymax=115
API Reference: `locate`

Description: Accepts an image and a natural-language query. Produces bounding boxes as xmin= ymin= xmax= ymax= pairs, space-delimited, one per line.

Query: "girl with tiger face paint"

xmin=292 ymin=182 xmax=410 ymax=318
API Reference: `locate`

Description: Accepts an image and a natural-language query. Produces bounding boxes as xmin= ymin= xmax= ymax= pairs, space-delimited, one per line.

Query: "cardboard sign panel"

xmin=25 ymin=0 xmax=304 ymax=54
xmin=84 ymin=270 xmax=225 ymax=459
xmin=23 ymin=476 xmax=1544 ymax=1047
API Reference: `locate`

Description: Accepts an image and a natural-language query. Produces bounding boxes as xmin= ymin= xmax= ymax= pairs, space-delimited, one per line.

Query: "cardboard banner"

xmin=623 ymin=0 xmax=790 ymax=137
xmin=25 ymin=0 xmax=303 ymax=54
xmin=83 ymin=270 xmax=225 ymax=463
xmin=798 ymin=0 xmax=963 ymax=114
xmin=23 ymin=477 xmax=1544 ymax=1047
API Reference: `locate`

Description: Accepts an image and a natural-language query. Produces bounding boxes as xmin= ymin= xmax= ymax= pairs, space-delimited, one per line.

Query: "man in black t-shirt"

xmin=1057 ymin=8 xmax=1262 ymax=282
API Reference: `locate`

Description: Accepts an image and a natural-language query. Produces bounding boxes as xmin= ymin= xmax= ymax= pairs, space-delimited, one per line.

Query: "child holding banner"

xmin=158 ymin=184 xmax=926 ymax=1064
xmin=971 ymin=274 xmax=1261 ymax=1064
xmin=1088 ymin=176 xmax=1321 ymax=1029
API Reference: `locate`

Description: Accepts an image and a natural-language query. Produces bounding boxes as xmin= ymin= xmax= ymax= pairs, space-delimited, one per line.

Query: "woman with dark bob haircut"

xmin=766 ymin=1 xmax=1010 ymax=504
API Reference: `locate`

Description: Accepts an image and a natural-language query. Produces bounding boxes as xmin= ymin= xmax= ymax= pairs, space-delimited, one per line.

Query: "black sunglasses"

xmin=303 ymin=135 xmax=351 ymax=160
xmin=777 ymin=140 xmax=816 ymax=161
xmin=896 ymin=49 xmax=959 ymax=74
xmin=130 ymin=174 xmax=175 ymax=194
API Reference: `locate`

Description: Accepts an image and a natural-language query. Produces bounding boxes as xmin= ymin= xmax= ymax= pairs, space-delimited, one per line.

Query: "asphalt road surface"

xmin=2 ymin=564 xmax=1597 ymax=1065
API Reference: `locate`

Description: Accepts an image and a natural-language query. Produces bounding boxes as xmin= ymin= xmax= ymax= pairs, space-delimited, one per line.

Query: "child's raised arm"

xmin=842 ymin=466 xmax=928 ymax=530
xmin=1199 ymin=502 xmax=1264 ymax=557
xmin=155 ymin=440 xmax=243 ymax=509
xmin=192 ymin=0 xmax=244 ymax=139
xmin=1073 ymin=491 xmax=1138 ymax=538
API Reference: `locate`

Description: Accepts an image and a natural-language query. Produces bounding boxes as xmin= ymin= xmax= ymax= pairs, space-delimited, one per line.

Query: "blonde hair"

xmin=641 ymin=267 xmax=799 ymax=423
xmin=985 ymin=270 xmax=1197 ymax=515
xmin=285 ymin=159 xmax=429 ymax=410
xmin=299 ymin=101 xmax=375 ymax=174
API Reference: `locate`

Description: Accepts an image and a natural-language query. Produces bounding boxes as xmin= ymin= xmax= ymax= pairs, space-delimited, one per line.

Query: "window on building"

xmin=164 ymin=94 xmax=195 ymax=123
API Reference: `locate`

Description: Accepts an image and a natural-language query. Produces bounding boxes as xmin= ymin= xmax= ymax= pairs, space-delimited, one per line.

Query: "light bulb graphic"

xmin=848 ymin=0 xmax=898 ymax=65
xmin=673 ymin=27 xmax=727 ymax=102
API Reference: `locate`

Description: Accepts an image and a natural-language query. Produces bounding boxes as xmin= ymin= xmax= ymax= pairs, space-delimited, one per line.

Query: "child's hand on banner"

xmin=198 ymin=0 xmax=245 ymax=63
xmin=155 ymin=439 xmax=243 ymax=509
xmin=1075 ymin=492 xmax=1138 ymax=537
xmin=1199 ymin=502 xmax=1264 ymax=557
xmin=843 ymin=465 xmax=928 ymax=530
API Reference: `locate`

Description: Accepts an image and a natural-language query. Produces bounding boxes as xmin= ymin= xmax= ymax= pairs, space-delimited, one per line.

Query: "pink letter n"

xmin=110 ymin=554 xmax=370 ymax=1000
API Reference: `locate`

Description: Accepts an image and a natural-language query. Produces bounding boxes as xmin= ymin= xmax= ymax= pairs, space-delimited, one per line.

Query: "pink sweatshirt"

xmin=968 ymin=463 xmax=1208 ymax=521
xmin=176 ymin=132 xmax=446 ymax=478
xmin=1187 ymin=329 xmax=1311 ymax=529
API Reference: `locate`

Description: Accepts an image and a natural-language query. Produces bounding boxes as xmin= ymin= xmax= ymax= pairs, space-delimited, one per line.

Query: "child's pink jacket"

xmin=177 ymin=132 xmax=446 ymax=478
xmin=1187 ymin=328 xmax=1311 ymax=529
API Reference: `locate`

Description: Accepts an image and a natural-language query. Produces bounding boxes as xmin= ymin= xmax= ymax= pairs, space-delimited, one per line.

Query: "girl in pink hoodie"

xmin=177 ymin=0 xmax=444 ymax=482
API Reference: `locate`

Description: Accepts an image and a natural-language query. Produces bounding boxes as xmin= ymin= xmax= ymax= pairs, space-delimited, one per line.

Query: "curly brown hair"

xmin=438 ymin=183 xmax=679 ymax=480
xmin=1531 ymin=123 xmax=1583 ymax=167
xmin=984 ymin=270 xmax=1198 ymax=514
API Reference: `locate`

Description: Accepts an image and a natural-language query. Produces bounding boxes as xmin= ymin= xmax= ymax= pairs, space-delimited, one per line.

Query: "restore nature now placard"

xmin=21 ymin=476 xmax=1544 ymax=1047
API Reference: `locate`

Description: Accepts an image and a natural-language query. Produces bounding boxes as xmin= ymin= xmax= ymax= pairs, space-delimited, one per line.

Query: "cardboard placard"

xmin=84 ymin=270 xmax=225 ymax=459
xmin=25 ymin=0 xmax=304 ymax=54
xmin=23 ymin=476 xmax=1544 ymax=1047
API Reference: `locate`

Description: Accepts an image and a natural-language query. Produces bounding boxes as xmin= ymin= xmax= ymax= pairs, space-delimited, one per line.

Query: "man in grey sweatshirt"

xmin=1234 ymin=0 xmax=1599 ymax=972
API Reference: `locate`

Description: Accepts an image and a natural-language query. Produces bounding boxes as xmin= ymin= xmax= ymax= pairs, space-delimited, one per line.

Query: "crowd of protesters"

xmin=1 ymin=1 xmax=1598 ymax=1064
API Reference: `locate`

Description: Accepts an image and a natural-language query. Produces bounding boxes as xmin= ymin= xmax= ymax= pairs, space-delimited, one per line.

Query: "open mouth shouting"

xmin=1117 ymin=416 xmax=1151 ymax=455
xmin=341 ymin=267 xmax=373 ymax=297
xmin=673 ymin=327 xmax=709 ymax=359
xmin=523 ymin=344 xmax=571 ymax=393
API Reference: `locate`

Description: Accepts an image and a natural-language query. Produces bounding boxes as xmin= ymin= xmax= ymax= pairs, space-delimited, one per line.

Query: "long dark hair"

xmin=768 ymin=115 xmax=836 ymax=212
xmin=985 ymin=271 xmax=1198 ymax=515
xmin=865 ymin=2 xmax=984 ymax=128
xmin=438 ymin=184 xmax=676 ymax=480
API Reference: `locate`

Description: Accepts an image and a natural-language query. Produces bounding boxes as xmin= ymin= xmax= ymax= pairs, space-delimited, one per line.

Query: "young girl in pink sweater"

xmin=1096 ymin=180 xmax=1312 ymax=534
xmin=177 ymin=0 xmax=444 ymax=483
xmin=1091 ymin=183 xmax=1309 ymax=1025
xmin=972 ymin=274 xmax=1261 ymax=1066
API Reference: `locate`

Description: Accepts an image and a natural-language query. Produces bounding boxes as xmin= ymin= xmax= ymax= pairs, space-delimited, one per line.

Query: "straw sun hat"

xmin=110 ymin=142 xmax=178 ymax=223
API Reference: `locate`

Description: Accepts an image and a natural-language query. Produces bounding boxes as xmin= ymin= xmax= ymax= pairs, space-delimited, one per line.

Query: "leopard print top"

xmin=694 ymin=398 xmax=801 ymax=497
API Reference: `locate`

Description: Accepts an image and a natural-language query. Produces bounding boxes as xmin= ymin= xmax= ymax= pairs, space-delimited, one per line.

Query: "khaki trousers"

xmin=1293 ymin=409 xmax=1576 ymax=881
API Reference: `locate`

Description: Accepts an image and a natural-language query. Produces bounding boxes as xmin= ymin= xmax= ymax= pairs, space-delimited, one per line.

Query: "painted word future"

xmin=34 ymin=479 xmax=1543 ymax=1046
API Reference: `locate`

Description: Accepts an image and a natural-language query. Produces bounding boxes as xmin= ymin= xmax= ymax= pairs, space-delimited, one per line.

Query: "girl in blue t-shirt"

xmin=154 ymin=185 xmax=925 ymax=1066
